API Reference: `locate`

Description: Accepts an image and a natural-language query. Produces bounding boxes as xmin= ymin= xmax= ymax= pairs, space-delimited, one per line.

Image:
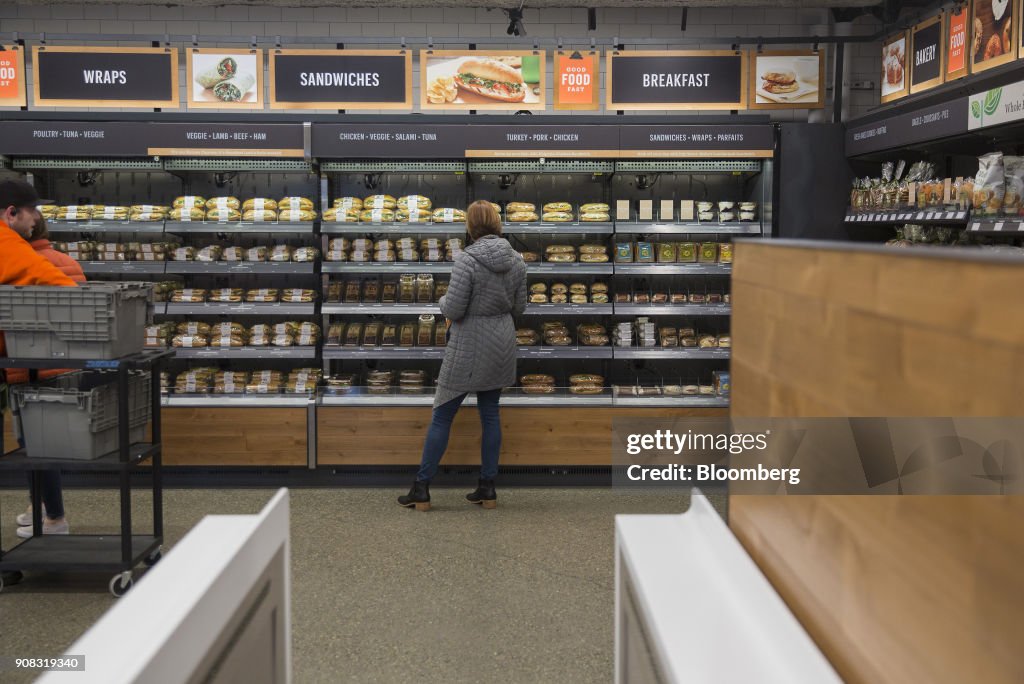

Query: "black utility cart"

xmin=0 ymin=350 xmax=172 ymax=597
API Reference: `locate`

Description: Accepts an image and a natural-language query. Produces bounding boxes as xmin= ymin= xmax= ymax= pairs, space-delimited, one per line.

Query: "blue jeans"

xmin=417 ymin=389 xmax=502 ymax=482
xmin=18 ymin=438 xmax=65 ymax=520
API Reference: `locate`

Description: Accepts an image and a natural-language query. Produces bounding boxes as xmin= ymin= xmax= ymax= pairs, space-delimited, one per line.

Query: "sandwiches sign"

xmin=607 ymin=50 xmax=748 ymax=110
xmin=32 ymin=46 xmax=179 ymax=108
xmin=269 ymin=50 xmax=412 ymax=110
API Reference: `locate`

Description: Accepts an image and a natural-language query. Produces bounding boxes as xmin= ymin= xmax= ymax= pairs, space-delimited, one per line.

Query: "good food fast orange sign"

xmin=0 ymin=47 xmax=27 ymax=107
xmin=554 ymin=51 xmax=599 ymax=110
xmin=947 ymin=5 xmax=969 ymax=79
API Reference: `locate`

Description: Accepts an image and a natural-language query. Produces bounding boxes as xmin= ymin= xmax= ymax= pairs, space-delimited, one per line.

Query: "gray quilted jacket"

xmin=434 ymin=235 xmax=527 ymax=407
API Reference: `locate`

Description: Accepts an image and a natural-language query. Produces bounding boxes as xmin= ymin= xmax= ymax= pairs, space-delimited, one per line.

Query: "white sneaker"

xmin=16 ymin=517 xmax=69 ymax=539
xmin=15 ymin=503 xmax=46 ymax=527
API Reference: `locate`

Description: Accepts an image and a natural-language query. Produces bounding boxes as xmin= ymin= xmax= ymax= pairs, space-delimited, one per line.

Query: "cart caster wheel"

xmin=109 ymin=572 xmax=133 ymax=598
xmin=144 ymin=549 xmax=162 ymax=567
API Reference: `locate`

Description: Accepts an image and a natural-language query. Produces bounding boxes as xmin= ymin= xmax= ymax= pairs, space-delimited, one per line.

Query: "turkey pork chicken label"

xmin=32 ymin=47 xmax=178 ymax=107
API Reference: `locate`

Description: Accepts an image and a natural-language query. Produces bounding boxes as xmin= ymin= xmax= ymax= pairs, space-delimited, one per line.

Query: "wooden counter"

xmin=161 ymin=407 xmax=308 ymax=466
xmin=318 ymin=407 xmax=727 ymax=466
xmin=729 ymin=240 xmax=1024 ymax=684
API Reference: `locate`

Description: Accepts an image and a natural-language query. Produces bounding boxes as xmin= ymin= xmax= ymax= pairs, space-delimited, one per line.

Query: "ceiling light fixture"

xmin=505 ymin=1 xmax=527 ymax=37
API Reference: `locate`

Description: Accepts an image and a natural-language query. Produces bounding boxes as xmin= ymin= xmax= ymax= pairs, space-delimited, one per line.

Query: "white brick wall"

xmin=0 ymin=3 xmax=881 ymax=120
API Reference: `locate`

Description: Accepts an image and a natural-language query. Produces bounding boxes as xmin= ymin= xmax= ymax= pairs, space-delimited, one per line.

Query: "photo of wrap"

xmin=196 ymin=57 xmax=238 ymax=89
xmin=188 ymin=49 xmax=262 ymax=108
xmin=213 ymin=72 xmax=256 ymax=103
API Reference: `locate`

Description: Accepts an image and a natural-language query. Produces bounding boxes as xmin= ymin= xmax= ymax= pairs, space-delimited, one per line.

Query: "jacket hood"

xmin=465 ymin=235 xmax=519 ymax=273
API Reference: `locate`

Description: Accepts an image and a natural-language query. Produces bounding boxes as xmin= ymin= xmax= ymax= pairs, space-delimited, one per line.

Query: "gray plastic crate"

xmin=0 ymin=283 xmax=152 ymax=360
xmin=12 ymin=371 xmax=152 ymax=461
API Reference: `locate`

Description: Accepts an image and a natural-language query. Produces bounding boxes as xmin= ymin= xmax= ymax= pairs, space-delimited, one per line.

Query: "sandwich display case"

xmin=1 ymin=115 xmax=776 ymax=470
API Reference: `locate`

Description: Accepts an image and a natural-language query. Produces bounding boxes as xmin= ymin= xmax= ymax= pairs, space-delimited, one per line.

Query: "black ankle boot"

xmin=398 ymin=481 xmax=431 ymax=511
xmin=466 ymin=478 xmax=497 ymax=509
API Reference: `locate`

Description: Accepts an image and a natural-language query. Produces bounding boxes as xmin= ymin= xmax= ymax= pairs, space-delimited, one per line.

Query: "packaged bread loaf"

xmin=324 ymin=207 xmax=360 ymax=223
xmin=206 ymin=196 xmax=241 ymax=211
xmin=278 ymin=197 xmax=314 ymax=212
xmin=398 ymin=195 xmax=432 ymax=211
xmin=363 ymin=194 xmax=397 ymax=210
xmin=243 ymin=209 xmax=277 ymax=223
xmin=242 ymin=198 xmax=279 ymax=213
xmin=278 ymin=209 xmax=317 ymax=222
xmin=431 ymin=208 xmax=466 ymax=223
xmin=169 ymin=207 xmax=206 ymax=221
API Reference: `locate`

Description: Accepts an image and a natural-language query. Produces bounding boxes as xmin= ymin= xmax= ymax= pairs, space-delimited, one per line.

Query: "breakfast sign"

xmin=607 ymin=50 xmax=748 ymax=110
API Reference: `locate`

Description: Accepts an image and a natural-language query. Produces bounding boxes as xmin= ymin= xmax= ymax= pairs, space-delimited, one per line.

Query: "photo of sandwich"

xmin=187 ymin=49 xmax=262 ymax=109
xmin=751 ymin=52 xmax=824 ymax=108
xmin=421 ymin=50 xmax=545 ymax=110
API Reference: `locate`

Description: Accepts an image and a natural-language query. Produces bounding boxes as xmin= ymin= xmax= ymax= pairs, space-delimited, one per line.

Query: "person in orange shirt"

xmin=29 ymin=216 xmax=86 ymax=284
xmin=0 ymin=179 xmax=77 ymax=586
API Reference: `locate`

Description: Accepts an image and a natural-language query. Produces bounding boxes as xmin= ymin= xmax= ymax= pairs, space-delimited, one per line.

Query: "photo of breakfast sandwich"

xmin=751 ymin=52 xmax=824 ymax=108
xmin=187 ymin=49 xmax=262 ymax=109
xmin=421 ymin=50 xmax=545 ymax=109
xmin=972 ymin=0 xmax=1017 ymax=71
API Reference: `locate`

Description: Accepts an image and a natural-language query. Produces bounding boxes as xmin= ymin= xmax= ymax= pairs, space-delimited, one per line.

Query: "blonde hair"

xmin=466 ymin=200 xmax=502 ymax=240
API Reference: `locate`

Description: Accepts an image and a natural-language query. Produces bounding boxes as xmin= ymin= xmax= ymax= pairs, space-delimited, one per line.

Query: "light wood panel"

xmin=318 ymin=407 xmax=727 ymax=466
xmin=729 ymin=241 xmax=1024 ymax=684
xmin=162 ymin=408 xmax=307 ymax=466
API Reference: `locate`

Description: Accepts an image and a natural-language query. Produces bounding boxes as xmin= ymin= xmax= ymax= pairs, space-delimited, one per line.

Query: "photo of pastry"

xmin=187 ymin=49 xmax=262 ymax=109
xmin=973 ymin=0 xmax=1017 ymax=70
xmin=881 ymin=34 xmax=908 ymax=101
xmin=750 ymin=52 xmax=823 ymax=108
xmin=421 ymin=51 xmax=545 ymax=110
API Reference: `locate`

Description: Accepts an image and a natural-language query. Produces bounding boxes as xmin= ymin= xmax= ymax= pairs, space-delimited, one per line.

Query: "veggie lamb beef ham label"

xmin=187 ymin=48 xmax=263 ymax=109
xmin=32 ymin=46 xmax=179 ymax=108
xmin=607 ymin=50 xmax=748 ymax=110
xmin=269 ymin=49 xmax=412 ymax=110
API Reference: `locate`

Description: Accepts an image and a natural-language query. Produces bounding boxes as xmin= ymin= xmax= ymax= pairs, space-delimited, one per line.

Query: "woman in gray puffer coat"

xmin=398 ymin=200 xmax=527 ymax=511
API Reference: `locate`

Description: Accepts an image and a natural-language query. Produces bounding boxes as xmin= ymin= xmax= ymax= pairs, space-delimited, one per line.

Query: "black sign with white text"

xmin=618 ymin=125 xmax=774 ymax=155
xmin=911 ymin=19 xmax=943 ymax=88
xmin=0 ymin=121 xmax=149 ymax=155
xmin=312 ymin=124 xmax=465 ymax=157
xmin=846 ymin=97 xmax=968 ymax=156
xmin=34 ymin=48 xmax=176 ymax=105
xmin=271 ymin=51 xmax=409 ymax=107
xmin=147 ymin=123 xmax=306 ymax=156
xmin=610 ymin=53 xmax=745 ymax=108
xmin=465 ymin=125 xmax=619 ymax=155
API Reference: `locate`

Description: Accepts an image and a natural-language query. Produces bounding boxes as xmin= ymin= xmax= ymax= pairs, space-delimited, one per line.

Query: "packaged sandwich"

xmin=323 ymin=207 xmax=360 ymax=223
xmin=209 ymin=288 xmax=243 ymax=303
xmin=363 ymin=195 xmax=397 ymax=210
xmin=1003 ymin=156 xmax=1024 ymax=216
xmin=292 ymin=247 xmax=320 ymax=263
xmin=398 ymin=195 xmax=433 ymax=211
xmin=506 ymin=202 xmax=536 ymax=213
xmin=206 ymin=207 xmax=241 ymax=222
xmin=278 ymin=209 xmax=317 ymax=222
xmin=243 ymin=209 xmax=277 ymax=223
xmin=168 ymin=207 xmax=206 ymax=221
xmin=543 ymin=202 xmax=573 ymax=213
xmin=542 ymin=211 xmax=574 ymax=223
xmin=278 ymin=197 xmax=314 ymax=212
xmin=579 ymin=203 xmax=609 ymax=213
xmin=432 ymin=208 xmax=467 ymax=223
xmin=206 ymin=196 xmax=241 ymax=211
xmin=396 ymin=208 xmax=431 ymax=223
xmin=242 ymin=198 xmax=279 ymax=213
xmin=333 ymin=197 xmax=364 ymax=211
xmin=269 ymin=245 xmax=294 ymax=262
xmin=172 ymin=196 xmax=206 ymax=210
xmin=974 ymin=152 xmax=1005 ymax=216
xmin=508 ymin=211 xmax=539 ymax=223
xmin=360 ymin=208 xmax=396 ymax=223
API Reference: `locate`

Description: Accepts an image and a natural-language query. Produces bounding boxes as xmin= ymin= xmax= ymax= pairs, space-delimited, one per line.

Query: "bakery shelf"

xmin=468 ymin=160 xmax=615 ymax=174
xmin=503 ymin=222 xmax=615 ymax=235
xmin=321 ymin=303 xmax=442 ymax=315
xmin=164 ymin=262 xmax=316 ymax=275
xmin=47 ymin=220 xmax=166 ymax=234
xmin=321 ymin=161 xmax=466 ymax=173
xmin=80 ymin=261 xmax=167 ymax=275
xmin=163 ymin=302 xmax=316 ymax=316
xmin=613 ymin=222 xmax=762 ymax=235
xmin=527 ymin=263 xmax=614 ymax=275
xmin=612 ymin=347 xmax=730 ymax=360
xmin=323 ymin=347 xmax=446 ymax=360
xmin=613 ymin=304 xmax=732 ymax=316
xmin=163 ymin=394 xmax=312 ymax=408
xmin=615 ymin=160 xmax=762 ymax=173
xmin=320 ymin=222 xmax=465 ymax=235
xmin=517 ymin=346 xmax=614 ymax=359
xmin=162 ymin=158 xmax=313 ymax=172
xmin=613 ymin=263 xmax=732 ymax=275
xmin=967 ymin=217 xmax=1024 ymax=234
xmin=322 ymin=262 xmax=453 ymax=274
xmin=522 ymin=303 xmax=615 ymax=315
xmin=164 ymin=221 xmax=315 ymax=234
xmin=612 ymin=395 xmax=729 ymax=408
xmin=171 ymin=347 xmax=318 ymax=360
xmin=843 ymin=209 xmax=968 ymax=225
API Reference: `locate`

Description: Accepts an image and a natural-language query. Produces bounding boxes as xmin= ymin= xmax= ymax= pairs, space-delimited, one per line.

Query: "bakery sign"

xmin=269 ymin=49 xmax=412 ymax=110
xmin=0 ymin=46 xmax=26 ymax=108
xmin=32 ymin=46 xmax=179 ymax=108
xmin=911 ymin=14 xmax=945 ymax=93
xmin=607 ymin=50 xmax=748 ymax=110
